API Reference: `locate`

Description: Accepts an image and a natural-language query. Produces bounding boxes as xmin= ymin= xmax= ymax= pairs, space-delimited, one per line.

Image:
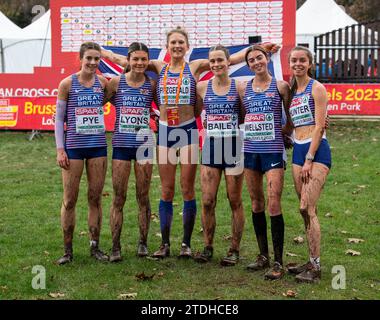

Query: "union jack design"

xmin=99 ymin=44 xmax=282 ymax=83
xmin=99 ymin=45 xmax=282 ymax=135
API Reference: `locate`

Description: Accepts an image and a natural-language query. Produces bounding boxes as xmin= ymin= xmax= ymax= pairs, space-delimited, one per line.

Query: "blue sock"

xmin=182 ymin=199 xmax=197 ymax=247
xmin=159 ymin=200 xmax=173 ymax=245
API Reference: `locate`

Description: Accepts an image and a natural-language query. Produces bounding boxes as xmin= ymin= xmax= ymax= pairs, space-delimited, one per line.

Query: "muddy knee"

xmin=88 ymin=192 xmax=102 ymax=207
xmin=62 ymin=199 xmax=77 ymax=212
xmin=203 ymin=197 xmax=216 ymax=213
xmin=113 ymin=193 xmax=126 ymax=211
xmin=161 ymin=187 xmax=175 ymax=201
xmin=228 ymin=195 xmax=242 ymax=212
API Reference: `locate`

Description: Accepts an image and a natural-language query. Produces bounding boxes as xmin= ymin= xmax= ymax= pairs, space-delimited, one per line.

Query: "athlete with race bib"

xmin=55 ymin=42 xmax=109 ymax=264
xmin=104 ymin=42 xmax=156 ymax=262
xmin=239 ymin=45 xmax=292 ymax=280
xmin=193 ymin=45 xmax=245 ymax=266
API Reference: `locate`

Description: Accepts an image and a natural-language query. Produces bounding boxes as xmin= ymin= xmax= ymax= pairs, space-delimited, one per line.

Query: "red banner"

xmin=325 ymin=84 xmax=380 ymax=116
xmin=0 ymin=97 xmax=117 ymax=130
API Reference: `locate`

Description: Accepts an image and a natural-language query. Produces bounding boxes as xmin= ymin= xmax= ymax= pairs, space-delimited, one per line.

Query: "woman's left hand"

xmin=301 ymin=161 xmax=313 ymax=184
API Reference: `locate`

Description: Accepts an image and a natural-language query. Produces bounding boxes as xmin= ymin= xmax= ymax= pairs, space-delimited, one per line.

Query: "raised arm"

xmin=101 ymin=48 xmax=164 ymax=74
xmin=230 ymin=42 xmax=281 ymax=66
xmin=101 ymin=48 xmax=128 ymax=67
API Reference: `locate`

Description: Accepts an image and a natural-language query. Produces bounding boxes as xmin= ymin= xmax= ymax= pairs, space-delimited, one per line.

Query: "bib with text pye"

xmin=75 ymin=106 xmax=105 ymax=135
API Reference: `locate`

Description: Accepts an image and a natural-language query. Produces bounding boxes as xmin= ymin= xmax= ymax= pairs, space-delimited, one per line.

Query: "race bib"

xmin=207 ymin=113 xmax=238 ymax=138
xmin=160 ymin=76 xmax=191 ymax=105
xmin=289 ymin=94 xmax=314 ymax=126
xmin=75 ymin=107 xmax=105 ymax=134
xmin=119 ymin=107 xmax=150 ymax=134
xmin=244 ymin=113 xmax=275 ymax=141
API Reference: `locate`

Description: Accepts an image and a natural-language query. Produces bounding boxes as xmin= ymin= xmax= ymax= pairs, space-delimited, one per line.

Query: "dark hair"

xmin=124 ymin=42 xmax=150 ymax=73
xmin=79 ymin=42 xmax=101 ymax=59
xmin=166 ymin=26 xmax=189 ymax=47
xmin=209 ymin=45 xmax=230 ymax=60
xmin=245 ymin=45 xmax=269 ymax=65
xmin=127 ymin=42 xmax=149 ymax=59
xmin=288 ymin=46 xmax=314 ymax=98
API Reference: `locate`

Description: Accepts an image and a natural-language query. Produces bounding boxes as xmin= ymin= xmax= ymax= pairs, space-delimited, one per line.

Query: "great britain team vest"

xmin=65 ymin=74 xmax=106 ymax=149
xmin=242 ymin=77 xmax=284 ymax=153
xmin=111 ymin=74 xmax=154 ymax=148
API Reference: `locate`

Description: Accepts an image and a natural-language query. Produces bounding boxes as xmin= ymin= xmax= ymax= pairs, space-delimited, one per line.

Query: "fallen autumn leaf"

xmin=293 ymin=236 xmax=304 ymax=244
xmin=135 ymin=272 xmax=155 ymax=281
xmin=348 ymin=238 xmax=364 ymax=244
xmin=345 ymin=249 xmax=361 ymax=256
xmin=118 ymin=293 xmax=137 ymax=300
xmin=48 ymin=292 xmax=65 ymax=298
xmin=286 ymin=252 xmax=298 ymax=257
xmin=283 ymin=290 xmax=297 ymax=298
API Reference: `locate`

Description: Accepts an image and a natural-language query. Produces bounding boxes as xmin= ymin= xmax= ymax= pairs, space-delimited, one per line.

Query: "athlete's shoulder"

xmin=311 ymin=79 xmax=327 ymax=95
xmin=276 ymin=80 xmax=290 ymax=92
xmin=58 ymin=75 xmax=73 ymax=91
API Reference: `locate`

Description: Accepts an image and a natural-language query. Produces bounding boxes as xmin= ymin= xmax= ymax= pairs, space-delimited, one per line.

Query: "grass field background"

xmin=0 ymin=120 xmax=379 ymax=300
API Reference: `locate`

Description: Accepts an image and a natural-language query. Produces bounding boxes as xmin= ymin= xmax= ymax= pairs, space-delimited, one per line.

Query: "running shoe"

xmin=152 ymin=244 xmax=170 ymax=259
xmin=287 ymin=261 xmax=313 ymax=275
xmin=90 ymin=247 xmax=109 ymax=262
xmin=178 ymin=243 xmax=192 ymax=258
xmin=109 ymin=249 xmax=122 ymax=263
xmin=264 ymin=262 xmax=285 ymax=280
xmin=247 ymin=254 xmax=270 ymax=271
xmin=137 ymin=241 xmax=149 ymax=257
xmin=55 ymin=253 xmax=73 ymax=265
xmin=295 ymin=265 xmax=321 ymax=283
xmin=220 ymin=249 xmax=239 ymax=266
xmin=193 ymin=246 xmax=213 ymax=263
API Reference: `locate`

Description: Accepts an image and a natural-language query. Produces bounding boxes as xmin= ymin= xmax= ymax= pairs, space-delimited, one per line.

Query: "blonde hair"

xmin=209 ymin=45 xmax=230 ymax=60
xmin=166 ymin=26 xmax=189 ymax=46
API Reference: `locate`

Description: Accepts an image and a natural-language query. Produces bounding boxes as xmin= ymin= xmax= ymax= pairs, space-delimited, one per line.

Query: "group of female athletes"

xmin=54 ymin=27 xmax=331 ymax=284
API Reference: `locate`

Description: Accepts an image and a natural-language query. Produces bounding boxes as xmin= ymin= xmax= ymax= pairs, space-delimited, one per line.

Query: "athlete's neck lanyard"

xmin=163 ymin=62 xmax=186 ymax=106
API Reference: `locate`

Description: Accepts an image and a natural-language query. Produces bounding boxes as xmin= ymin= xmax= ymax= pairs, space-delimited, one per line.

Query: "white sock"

xmin=310 ymin=257 xmax=321 ymax=270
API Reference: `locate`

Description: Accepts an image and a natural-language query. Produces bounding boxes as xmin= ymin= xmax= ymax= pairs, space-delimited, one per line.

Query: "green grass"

xmin=0 ymin=121 xmax=379 ymax=300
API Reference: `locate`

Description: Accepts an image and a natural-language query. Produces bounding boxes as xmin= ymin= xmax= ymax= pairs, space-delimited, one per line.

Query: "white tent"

xmin=0 ymin=11 xmax=24 ymax=72
xmin=0 ymin=11 xmax=23 ymax=37
xmin=296 ymin=0 xmax=358 ymax=52
xmin=0 ymin=10 xmax=51 ymax=73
